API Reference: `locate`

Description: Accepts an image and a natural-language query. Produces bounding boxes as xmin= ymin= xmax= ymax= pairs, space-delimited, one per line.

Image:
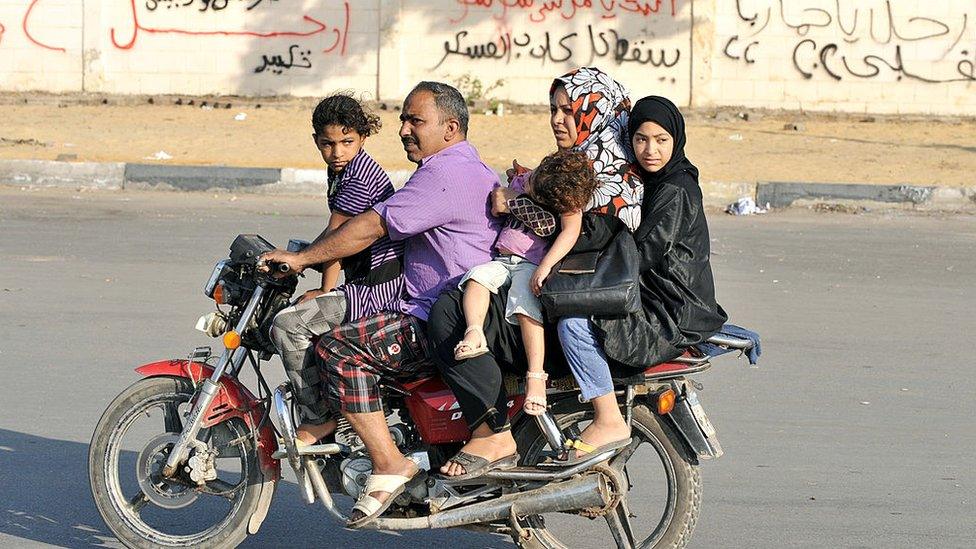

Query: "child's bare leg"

xmin=456 ymin=280 xmax=491 ymax=356
xmin=518 ymin=314 xmax=547 ymax=415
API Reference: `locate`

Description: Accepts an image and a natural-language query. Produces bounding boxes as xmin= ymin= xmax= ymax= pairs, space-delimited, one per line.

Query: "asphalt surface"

xmin=0 ymin=188 xmax=974 ymax=548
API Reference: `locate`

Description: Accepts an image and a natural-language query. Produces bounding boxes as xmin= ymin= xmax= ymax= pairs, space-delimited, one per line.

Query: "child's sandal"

xmin=454 ymin=326 xmax=489 ymax=361
xmin=523 ymin=371 xmax=548 ymax=416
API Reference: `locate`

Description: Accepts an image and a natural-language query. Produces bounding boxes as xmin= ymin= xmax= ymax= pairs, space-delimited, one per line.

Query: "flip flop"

xmin=438 ymin=451 xmax=520 ymax=481
xmin=557 ymin=437 xmax=633 ymax=467
xmin=346 ymin=467 xmax=420 ymax=528
xmin=454 ymin=326 xmax=489 ymax=361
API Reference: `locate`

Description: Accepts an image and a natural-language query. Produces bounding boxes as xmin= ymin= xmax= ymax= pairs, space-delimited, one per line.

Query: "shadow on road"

xmin=0 ymin=428 xmax=512 ymax=548
xmin=0 ymin=428 xmax=110 ymax=546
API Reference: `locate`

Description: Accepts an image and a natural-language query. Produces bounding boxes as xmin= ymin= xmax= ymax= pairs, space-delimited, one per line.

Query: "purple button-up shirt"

xmin=373 ymin=141 xmax=501 ymax=320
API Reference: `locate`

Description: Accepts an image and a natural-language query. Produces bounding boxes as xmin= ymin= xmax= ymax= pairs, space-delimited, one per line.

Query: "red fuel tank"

xmin=401 ymin=376 xmax=525 ymax=444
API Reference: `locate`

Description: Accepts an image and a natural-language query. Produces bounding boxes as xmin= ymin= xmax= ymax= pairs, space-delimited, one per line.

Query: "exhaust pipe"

xmin=362 ymin=472 xmax=610 ymax=530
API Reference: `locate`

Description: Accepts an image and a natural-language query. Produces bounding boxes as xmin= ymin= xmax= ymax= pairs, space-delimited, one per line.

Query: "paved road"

xmin=1 ymin=188 xmax=973 ymax=548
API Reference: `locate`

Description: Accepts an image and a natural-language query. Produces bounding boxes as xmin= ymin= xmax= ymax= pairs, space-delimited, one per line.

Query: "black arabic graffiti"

xmin=731 ymin=0 xmax=953 ymax=43
xmin=791 ymin=39 xmax=976 ymax=83
xmin=254 ymin=44 xmax=312 ymax=75
xmin=145 ymin=0 xmax=277 ymax=12
xmin=435 ymin=25 xmax=681 ymax=70
xmin=724 ymin=0 xmax=973 ymax=84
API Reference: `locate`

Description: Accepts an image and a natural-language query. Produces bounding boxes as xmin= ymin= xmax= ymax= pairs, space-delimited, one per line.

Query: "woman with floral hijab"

xmin=429 ymin=67 xmax=644 ymax=479
xmin=548 ymin=66 xmax=644 ymax=231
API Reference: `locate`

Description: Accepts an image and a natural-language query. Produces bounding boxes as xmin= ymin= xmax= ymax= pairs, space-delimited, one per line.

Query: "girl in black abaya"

xmin=555 ymin=96 xmax=727 ymax=461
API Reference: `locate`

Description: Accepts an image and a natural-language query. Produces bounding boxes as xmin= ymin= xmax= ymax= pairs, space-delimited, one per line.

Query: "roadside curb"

xmin=2 ymin=159 xmax=973 ymax=211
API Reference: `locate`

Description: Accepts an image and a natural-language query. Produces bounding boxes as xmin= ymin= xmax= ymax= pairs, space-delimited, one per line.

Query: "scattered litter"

xmin=202 ymin=105 xmax=214 ymax=111
xmin=812 ymin=203 xmax=867 ymax=214
xmin=772 ymin=280 xmax=779 ymax=283
xmin=145 ymin=150 xmax=173 ymax=160
xmin=56 ymin=153 xmax=78 ymax=162
xmin=0 ymin=137 xmax=49 ymax=147
xmin=859 ymin=401 xmax=870 ymax=405
xmin=900 ymin=388 xmax=908 ymax=392
xmin=728 ymin=133 xmax=744 ymax=141
xmin=234 ymin=112 xmax=248 ymax=121
xmin=783 ymin=121 xmax=806 ymax=132
xmin=726 ymin=197 xmax=768 ymax=215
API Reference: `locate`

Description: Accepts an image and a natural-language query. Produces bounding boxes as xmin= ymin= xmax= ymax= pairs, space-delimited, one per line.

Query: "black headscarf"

xmin=627 ymin=96 xmax=699 ymax=184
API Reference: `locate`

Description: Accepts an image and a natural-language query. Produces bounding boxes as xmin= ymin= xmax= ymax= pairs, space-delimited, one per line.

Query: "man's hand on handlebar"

xmin=257 ymin=249 xmax=305 ymax=277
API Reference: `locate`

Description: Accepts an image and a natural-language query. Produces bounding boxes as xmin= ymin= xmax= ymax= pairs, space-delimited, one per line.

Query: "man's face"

xmin=399 ymin=91 xmax=452 ymax=163
xmin=313 ymin=124 xmax=365 ymax=173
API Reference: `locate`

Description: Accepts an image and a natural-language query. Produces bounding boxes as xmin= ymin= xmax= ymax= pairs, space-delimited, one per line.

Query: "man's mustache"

xmin=401 ymin=137 xmax=417 ymax=146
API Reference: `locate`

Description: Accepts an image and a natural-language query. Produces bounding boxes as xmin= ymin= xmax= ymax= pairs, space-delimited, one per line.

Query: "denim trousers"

xmin=556 ymin=316 xmax=614 ymax=401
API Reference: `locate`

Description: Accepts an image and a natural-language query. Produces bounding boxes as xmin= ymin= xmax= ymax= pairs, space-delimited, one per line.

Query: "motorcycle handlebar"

xmin=257 ymin=258 xmax=291 ymax=274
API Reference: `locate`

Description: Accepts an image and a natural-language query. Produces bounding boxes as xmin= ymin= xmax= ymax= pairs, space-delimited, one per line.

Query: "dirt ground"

xmin=1 ymin=94 xmax=973 ymax=186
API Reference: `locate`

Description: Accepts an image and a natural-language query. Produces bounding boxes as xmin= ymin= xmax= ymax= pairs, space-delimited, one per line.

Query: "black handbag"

xmin=539 ymin=229 xmax=641 ymax=318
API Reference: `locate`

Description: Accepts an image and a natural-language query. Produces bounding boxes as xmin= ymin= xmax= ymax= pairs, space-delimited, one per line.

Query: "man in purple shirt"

xmin=260 ymin=81 xmax=501 ymax=527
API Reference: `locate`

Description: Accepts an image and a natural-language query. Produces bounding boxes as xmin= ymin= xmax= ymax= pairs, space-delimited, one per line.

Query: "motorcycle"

xmin=88 ymin=234 xmax=754 ymax=549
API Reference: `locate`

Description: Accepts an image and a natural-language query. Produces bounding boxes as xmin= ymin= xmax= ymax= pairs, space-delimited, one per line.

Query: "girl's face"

xmin=631 ymin=121 xmax=673 ymax=173
xmin=549 ymin=86 xmax=578 ymax=151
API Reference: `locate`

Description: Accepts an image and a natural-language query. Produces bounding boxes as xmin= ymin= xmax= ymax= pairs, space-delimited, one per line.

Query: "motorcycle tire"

xmin=513 ymin=401 xmax=702 ymax=549
xmin=89 ymin=376 xmax=264 ymax=548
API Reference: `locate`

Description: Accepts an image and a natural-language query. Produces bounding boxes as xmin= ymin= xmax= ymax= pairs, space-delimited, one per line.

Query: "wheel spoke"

xmin=605 ymin=498 xmax=636 ymax=549
xmin=128 ymin=491 xmax=150 ymax=514
xmin=163 ymin=402 xmax=184 ymax=433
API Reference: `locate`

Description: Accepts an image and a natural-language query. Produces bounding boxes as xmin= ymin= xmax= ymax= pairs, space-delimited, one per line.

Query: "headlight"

xmin=204 ymin=259 xmax=230 ymax=298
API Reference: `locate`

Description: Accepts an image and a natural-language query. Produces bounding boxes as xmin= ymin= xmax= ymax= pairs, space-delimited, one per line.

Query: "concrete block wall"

xmin=0 ymin=0 xmax=973 ymax=115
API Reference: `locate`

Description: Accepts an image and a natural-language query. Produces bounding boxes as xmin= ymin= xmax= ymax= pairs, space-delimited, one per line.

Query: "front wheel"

xmin=513 ymin=402 xmax=702 ymax=549
xmin=89 ymin=376 xmax=265 ymax=548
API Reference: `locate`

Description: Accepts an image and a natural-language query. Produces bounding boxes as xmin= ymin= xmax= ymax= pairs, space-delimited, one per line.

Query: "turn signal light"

xmin=223 ymin=330 xmax=241 ymax=350
xmin=213 ymin=283 xmax=226 ymax=305
xmin=656 ymin=389 xmax=676 ymax=415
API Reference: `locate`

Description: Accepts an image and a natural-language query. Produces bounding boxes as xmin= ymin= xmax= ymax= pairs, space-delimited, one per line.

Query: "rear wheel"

xmin=89 ymin=376 xmax=264 ymax=548
xmin=513 ymin=402 xmax=701 ymax=549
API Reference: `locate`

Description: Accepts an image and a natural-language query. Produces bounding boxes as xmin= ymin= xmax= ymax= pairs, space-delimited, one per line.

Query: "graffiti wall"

xmin=0 ymin=0 xmax=973 ymax=114
xmin=708 ymin=0 xmax=976 ymax=113
xmin=392 ymin=0 xmax=692 ymax=106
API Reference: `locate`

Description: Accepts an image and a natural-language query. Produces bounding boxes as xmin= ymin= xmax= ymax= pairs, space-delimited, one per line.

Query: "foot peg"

xmin=271 ymin=442 xmax=344 ymax=460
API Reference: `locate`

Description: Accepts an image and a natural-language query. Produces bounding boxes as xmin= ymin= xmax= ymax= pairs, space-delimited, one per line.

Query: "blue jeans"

xmin=557 ymin=316 xmax=614 ymax=401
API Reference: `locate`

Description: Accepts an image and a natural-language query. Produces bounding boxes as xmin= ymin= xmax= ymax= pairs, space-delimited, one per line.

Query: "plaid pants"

xmin=316 ymin=312 xmax=435 ymax=414
xmin=269 ymin=291 xmax=347 ymax=425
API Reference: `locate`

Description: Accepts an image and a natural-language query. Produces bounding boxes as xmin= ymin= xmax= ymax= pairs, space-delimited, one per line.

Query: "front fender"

xmin=134 ymin=360 xmax=281 ymax=480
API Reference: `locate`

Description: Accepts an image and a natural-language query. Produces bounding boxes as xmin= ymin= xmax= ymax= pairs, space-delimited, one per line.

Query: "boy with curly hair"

xmin=270 ymin=93 xmax=405 ymax=447
xmin=454 ymin=150 xmax=597 ymax=416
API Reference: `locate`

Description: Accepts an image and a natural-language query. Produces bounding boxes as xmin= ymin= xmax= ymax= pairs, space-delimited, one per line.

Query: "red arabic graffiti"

xmin=23 ymin=0 xmax=66 ymax=52
xmin=0 ymin=22 xmax=5 ymax=46
xmin=453 ymin=0 xmax=678 ymax=24
xmin=111 ymin=0 xmax=349 ymax=55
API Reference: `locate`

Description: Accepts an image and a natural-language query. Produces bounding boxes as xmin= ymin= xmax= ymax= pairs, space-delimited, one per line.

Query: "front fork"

xmin=163 ymin=286 xmax=265 ymax=477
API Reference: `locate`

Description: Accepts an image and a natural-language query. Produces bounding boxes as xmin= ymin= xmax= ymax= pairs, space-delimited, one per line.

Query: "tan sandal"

xmin=454 ymin=325 xmax=489 ymax=361
xmin=347 ymin=467 xmax=419 ymax=528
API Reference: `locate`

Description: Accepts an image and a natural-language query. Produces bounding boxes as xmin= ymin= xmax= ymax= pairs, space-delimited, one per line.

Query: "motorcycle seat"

xmin=502 ymin=332 xmax=756 ymax=394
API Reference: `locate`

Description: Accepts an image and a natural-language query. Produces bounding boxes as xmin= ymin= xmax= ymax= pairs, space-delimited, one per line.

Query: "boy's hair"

xmin=311 ymin=93 xmax=381 ymax=137
xmin=531 ymin=150 xmax=598 ymax=214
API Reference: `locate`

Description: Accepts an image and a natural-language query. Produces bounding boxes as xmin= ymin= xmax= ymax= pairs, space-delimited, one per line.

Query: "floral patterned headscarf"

xmin=551 ymin=67 xmax=643 ymax=231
